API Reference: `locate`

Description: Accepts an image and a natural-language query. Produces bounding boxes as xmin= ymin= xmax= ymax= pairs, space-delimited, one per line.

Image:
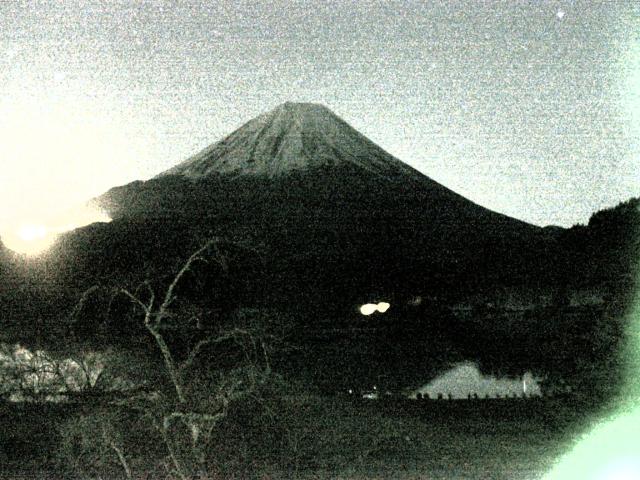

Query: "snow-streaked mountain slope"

xmin=158 ymin=102 xmax=422 ymax=180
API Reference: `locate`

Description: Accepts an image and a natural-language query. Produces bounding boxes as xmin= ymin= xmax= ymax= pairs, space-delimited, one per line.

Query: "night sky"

xmin=0 ymin=0 xmax=638 ymax=233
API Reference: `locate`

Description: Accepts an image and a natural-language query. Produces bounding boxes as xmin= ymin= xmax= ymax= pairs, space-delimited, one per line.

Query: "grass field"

xmin=0 ymin=396 xmax=604 ymax=479
xmin=276 ymin=397 xmax=597 ymax=480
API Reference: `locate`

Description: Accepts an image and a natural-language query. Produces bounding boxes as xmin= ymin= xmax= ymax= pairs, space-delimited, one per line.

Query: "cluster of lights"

xmin=359 ymin=302 xmax=391 ymax=316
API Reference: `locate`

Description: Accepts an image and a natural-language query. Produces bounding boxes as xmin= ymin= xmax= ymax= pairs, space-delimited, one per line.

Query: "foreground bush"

xmin=56 ymin=392 xmax=426 ymax=479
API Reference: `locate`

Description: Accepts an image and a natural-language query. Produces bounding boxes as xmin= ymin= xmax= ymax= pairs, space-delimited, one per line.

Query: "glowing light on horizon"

xmin=2 ymin=206 xmax=111 ymax=256
xmin=3 ymin=223 xmax=56 ymax=256
xmin=0 ymin=90 xmax=156 ymax=232
xmin=359 ymin=301 xmax=391 ymax=316
xmin=17 ymin=224 xmax=48 ymax=242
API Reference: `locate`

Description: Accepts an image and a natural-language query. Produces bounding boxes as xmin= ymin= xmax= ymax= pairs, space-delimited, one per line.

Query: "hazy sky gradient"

xmin=0 ymin=0 xmax=638 ymax=227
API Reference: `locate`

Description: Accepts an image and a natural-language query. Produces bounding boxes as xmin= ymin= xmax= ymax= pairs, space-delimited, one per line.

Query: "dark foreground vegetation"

xmin=1 ymin=395 xmax=598 ymax=480
xmin=0 ymin=197 xmax=637 ymax=479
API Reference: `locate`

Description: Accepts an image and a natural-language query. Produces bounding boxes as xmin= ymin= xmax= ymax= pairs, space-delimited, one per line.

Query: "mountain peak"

xmin=269 ymin=101 xmax=343 ymax=122
xmin=273 ymin=101 xmax=329 ymax=113
xmin=157 ymin=102 xmax=418 ymax=179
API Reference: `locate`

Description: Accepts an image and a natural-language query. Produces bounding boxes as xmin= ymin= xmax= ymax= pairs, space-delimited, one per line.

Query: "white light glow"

xmin=360 ymin=304 xmax=378 ymax=316
xmin=2 ymin=205 xmax=111 ymax=256
xmin=18 ymin=224 xmax=48 ymax=242
xmin=0 ymin=88 xmax=157 ymax=234
xmin=377 ymin=302 xmax=390 ymax=313
xmin=414 ymin=363 xmax=542 ymax=399
xmin=359 ymin=301 xmax=391 ymax=315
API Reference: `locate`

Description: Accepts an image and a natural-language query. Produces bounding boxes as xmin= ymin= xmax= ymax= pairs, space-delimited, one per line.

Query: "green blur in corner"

xmin=546 ymin=285 xmax=640 ymax=479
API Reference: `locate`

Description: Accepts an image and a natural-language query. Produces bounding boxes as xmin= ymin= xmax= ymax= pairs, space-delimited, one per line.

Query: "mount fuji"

xmin=83 ymin=102 xmax=553 ymax=306
xmin=6 ymin=102 xmax=632 ymax=391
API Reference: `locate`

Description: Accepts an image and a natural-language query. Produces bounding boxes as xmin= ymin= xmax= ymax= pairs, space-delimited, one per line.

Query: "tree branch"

xmin=119 ymin=288 xmax=153 ymax=320
xmin=162 ymin=411 xmax=226 ymax=431
xmin=178 ymin=328 xmax=252 ymax=374
xmin=157 ymin=239 xmax=219 ymax=325
xmin=68 ymin=285 xmax=103 ymax=323
xmin=102 ymin=426 xmax=133 ymax=480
